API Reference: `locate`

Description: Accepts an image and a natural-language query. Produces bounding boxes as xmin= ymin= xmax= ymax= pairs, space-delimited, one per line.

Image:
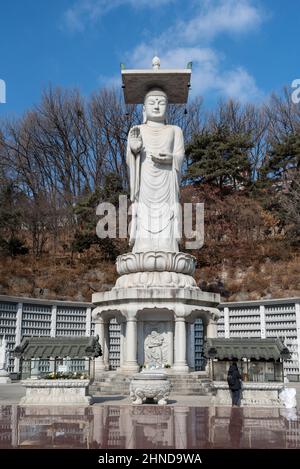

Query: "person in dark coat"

xmin=227 ymin=362 xmax=242 ymax=406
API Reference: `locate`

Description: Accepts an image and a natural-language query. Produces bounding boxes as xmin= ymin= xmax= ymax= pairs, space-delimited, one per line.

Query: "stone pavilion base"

xmin=20 ymin=379 xmax=92 ymax=406
xmin=93 ymin=253 xmax=220 ymax=376
xmin=0 ymin=377 xmax=11 ymax=384
xmin=0 ymin=370 xmax=11 ymax=384
xmin=130 ymin=370 xmax=171 ymax=405
xmin=212 ymin=381 xmax=284 ymax=407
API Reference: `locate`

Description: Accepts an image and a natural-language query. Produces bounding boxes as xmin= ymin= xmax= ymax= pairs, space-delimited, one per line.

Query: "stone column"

xmin=224 ymin=306 xmax=230 ymax=338
xmin=14 ymin=302 xmax=23 ymax=373
xmin=295 ymin=302 xmax=300 ymax=380
xmin=117 ymin=322 xmax=126 ymax=372
xmin=174 ymin=407 xmax=189 ymax=448
xmin=85 ymin=307 xmax=92 ymax=336
xmin=204 ymin=318 xmax=217 ymax=376
xmin=169 ymin=327 xmax=174 ymax=367
xmin=208 ymin=406 xmax=216 ymax=445
xmin=11 ymin=405 xmax=18 ymax=447
xmin=137 ymin=320 xmax=144 ymax=367
xmin=63 ymin=358 xmax=70 ymax=372
xmin=49 ymin=305 xmax=57 ymax=372
xmin=187 ymin=323 xmax=195 ymax=370
xmin=124 ymin=318 xmax=139 ymax=372
xmin=94 ymin=320 xmax=106 ymax=378
xmin=31 ymin=359 xmax=40 ymax=379
xmin=49 ymin=360 xmax=55 ymax=373
xmin=122 ymin=407 xmax=135 ymax=448
xmin=104 ymin=321 xmax=110 ymax=371
xmin=92 ymin=406 xmax=105 ymax=447
xmin=122 ymin=322 xmax=127 ymax=368
xmin=173 ymin=318 xmax=188 ymax=373
xmin=206 ymin=318 xmax=218 ymax=339
xmin=50 ymin=305 xmax=57 ymax=337
xmin=85 ymin=307 xmax=92 ymax=372
xmin=260 ymin=305 xmax=266 ymax=339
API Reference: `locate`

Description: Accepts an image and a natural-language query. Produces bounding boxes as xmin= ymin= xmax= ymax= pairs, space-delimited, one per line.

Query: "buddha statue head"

xmin=143 ymin=87 xmax=168 ymax=124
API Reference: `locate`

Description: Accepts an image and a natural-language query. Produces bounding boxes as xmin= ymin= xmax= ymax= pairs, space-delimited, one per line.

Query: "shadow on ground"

xmin=92 ymin=395 xmax=127 ymax=404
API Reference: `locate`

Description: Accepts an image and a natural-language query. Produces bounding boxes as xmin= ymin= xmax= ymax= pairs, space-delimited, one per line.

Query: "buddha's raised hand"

xmin=129 ymin=127 xmax=143 ymax=155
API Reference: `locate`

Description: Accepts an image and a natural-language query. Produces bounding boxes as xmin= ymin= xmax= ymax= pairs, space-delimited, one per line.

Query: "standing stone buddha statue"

xmin=126 ymin=87 xmax=185 ymax=253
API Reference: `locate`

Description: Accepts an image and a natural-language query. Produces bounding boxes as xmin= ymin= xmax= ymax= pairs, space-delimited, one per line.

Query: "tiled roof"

xmin=14 ymin=336 xmax=102 ymax=359
xmin=204 ymin=338 xmax=290 ymax=360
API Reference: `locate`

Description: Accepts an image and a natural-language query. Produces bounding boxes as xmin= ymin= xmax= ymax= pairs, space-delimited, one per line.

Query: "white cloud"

xmin=123 ymin=0 xmax=265 ymax=103
xmin=98 ymin=73 xmax=121 ymax=88
xmin=129 ymin=0 xmax=174 ymax=7
xmin=63 ymin=0 xmax=175 ymax=32
xmin=126 ymin=43 xmax=261 ymax=103
xmin=63 ymin=0 xmax=266 ymax=103
xmin=63 ymin=0 xmax=117 ymax=32
xmin=178 ymin=0 xmax=263 ymax=43
xmin=216 ymin=67 xmax=262 ymax=102
xmin=128 ymin=43 xmax=218 ymax=69
xmin=134 ymin=0 xmax=264 ymax=51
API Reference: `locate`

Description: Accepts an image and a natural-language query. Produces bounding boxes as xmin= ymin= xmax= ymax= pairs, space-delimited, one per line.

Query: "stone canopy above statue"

xmin=121 ymin=57 xmax=192 ymax=104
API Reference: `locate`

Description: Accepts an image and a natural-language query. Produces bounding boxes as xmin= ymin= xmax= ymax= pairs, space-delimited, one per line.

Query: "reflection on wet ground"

xmin=0 ymin=405 xmax=299 ymax=449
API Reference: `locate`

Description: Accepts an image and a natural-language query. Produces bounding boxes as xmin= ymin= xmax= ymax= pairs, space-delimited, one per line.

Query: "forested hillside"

xmin=0 ymin=86 xmax=299 ymax=301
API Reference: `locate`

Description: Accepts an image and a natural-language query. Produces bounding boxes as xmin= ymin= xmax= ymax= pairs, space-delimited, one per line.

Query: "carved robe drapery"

xmin=126 ymin=124 xmax=184 ymax=253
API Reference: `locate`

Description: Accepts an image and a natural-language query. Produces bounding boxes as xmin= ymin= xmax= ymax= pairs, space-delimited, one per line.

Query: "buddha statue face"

xmin=143 ymin=88 xmax=168 ymax=123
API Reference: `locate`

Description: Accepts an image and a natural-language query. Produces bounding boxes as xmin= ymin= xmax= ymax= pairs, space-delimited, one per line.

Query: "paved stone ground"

xmin=1 ymin=382 xmax=300 ymax=407
xmin=0 ymin=383 xmax=25 ymax=404
xmin=0 ymin=383 xmax=213 ymax=406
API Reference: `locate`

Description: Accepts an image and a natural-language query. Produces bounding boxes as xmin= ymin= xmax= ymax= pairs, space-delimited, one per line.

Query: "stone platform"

xmin=92 ymin=287 xmax=219 ymax=318
xmin=0 ymin=368 xmax=11 ymax=384
xmin=0 ymin=371 xmax=11 ymax=384
xmin=0 ymin=376 xmax=11 ymax=384
xmin=92 ymin=251 xmax=220 ymax=377
xmin=20 ymin=379 xmax=92 ymax=405
xmin=212 ymin=381 xmax=285 ymax=407
xmin=90 ymin=371 xmax=213 ymax=396
xmin=92 ymin=286 xmax=220 ymax=374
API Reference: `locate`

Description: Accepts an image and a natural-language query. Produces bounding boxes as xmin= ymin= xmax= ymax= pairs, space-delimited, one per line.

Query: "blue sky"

xmin=0 ymin=0 xmax=299 ymax=117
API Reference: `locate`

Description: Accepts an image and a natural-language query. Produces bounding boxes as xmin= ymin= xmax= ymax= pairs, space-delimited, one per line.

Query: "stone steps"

xmin=90 ymin=372 xmax=213 ymax=396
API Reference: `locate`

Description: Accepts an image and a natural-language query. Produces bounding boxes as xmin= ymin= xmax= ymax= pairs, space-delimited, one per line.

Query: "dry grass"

xmin=0 ymin=251 xmax=299 ymax=302
xmin=0 ymin=253 xmax=118 ymax=301
xmin=0 ymin=184 xmax=298 ymax=302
